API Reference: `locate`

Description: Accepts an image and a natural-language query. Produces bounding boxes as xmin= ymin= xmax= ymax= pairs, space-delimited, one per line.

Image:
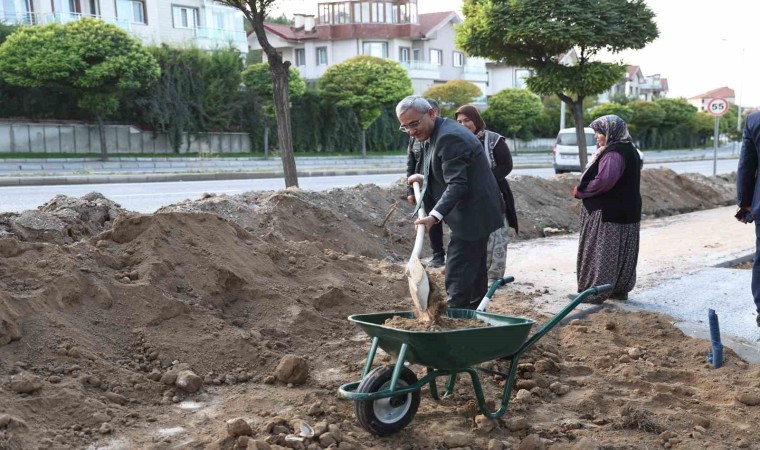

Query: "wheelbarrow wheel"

xmin=354 ymin=365 xmax=420 ymax=436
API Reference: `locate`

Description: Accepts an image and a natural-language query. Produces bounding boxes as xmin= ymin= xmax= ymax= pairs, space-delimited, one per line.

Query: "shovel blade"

xmin=406 ymin=255 xmax=430 ymax=312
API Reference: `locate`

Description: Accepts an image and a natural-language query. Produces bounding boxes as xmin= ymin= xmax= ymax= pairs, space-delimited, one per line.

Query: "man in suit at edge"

xmin=736 ymin=109 xmax=760 ymax=327
xmin=397 ymin=96 xmax=505 ymax=309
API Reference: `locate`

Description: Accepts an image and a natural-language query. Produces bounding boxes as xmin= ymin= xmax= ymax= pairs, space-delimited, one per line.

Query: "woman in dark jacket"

xmin=573 ymin=115 xmax=642 ymax=304
xmin=454 ymin=105 xmax=518 ymax=283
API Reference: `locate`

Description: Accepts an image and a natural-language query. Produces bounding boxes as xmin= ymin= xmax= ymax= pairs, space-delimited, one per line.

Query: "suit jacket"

xmin=425 ymin=117 xmax=504 ymax=241
xmin=737 ymin=111 xmax=760 ymax=219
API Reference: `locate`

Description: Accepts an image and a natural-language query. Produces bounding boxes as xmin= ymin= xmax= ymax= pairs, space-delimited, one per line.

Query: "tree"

xmin=0 ymin=18 xmax=159 ymax=160
xmin=423 ymin=79 xmax=482 ymax=116
xmin=589 ymin=103 xmax=634 ymax=124
xmin=653 ymin=98 xmax=697 ymax=148
xmin=319 ymin=55 xmax=412 ymax=156
xmin=242 ymin=63 xmax=306 ymax=156
xmin=689 ymin=112 xmax=715 ymax=147
xmin=483 ymin=88 xmax=543 ymax=144
xmin=457 ymin=0 xmax=658 ymax=168
xmin=139 ymin=47 xmax=246 ymax=152
xmin=627 ymin=100 xmax=665 ymax=148
xmin=216 ymin=0 xmax=299 ymax=188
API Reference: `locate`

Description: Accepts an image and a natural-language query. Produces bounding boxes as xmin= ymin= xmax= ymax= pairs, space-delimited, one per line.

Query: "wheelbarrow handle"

xmin=515 ymin=283 xmax=613 ymax=355
xmin=476 ymin=276 xmax=515 ymax=311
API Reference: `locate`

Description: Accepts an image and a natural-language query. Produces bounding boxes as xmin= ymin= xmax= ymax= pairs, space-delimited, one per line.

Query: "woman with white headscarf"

xmin=572 ymin=115 xmax=642 ymax=304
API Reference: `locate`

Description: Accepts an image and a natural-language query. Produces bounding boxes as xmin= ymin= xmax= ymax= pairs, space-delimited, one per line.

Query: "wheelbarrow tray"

xmin=348 ymin=308 xmax=535 ymax=370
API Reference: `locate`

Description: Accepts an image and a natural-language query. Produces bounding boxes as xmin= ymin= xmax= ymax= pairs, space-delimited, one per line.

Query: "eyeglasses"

xmin=399 ymin=118 xmax=423 ymax=133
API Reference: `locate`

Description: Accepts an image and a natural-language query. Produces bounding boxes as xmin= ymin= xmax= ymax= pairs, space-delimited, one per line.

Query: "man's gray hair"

xmin=396 ymin=96 xmax=431 ymax=117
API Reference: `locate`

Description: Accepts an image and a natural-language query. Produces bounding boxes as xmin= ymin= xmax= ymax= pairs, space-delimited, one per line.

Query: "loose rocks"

xmin=274 ymin=355 xmax=309 ymax=385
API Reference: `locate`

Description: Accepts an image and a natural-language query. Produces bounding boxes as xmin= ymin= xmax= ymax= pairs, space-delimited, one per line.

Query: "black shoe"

xmin=756 ymin=313 xmax=760 ymax=327
xmin=427 ymin=254 xmax=445 ymax=268
xmin=609 ymin=292 xmax=628 ymax=301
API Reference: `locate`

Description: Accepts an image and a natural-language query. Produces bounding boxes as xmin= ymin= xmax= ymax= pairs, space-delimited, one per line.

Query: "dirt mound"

xmin=0 ymin=169 xmax=754 ymax=450
xmin=0 ymin=192 xmax=123 ymax=244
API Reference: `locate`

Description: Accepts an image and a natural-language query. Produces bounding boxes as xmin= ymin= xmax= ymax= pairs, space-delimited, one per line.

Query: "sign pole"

xmin=713 ymin=116 xmax=719 ymax=176
xmin=706 ymin=97 xmax=729 ymax=176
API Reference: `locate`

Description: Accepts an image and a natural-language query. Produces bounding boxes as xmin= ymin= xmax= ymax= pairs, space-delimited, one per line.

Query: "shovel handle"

xmin=411 ymin=182 xmax=427 ymax=259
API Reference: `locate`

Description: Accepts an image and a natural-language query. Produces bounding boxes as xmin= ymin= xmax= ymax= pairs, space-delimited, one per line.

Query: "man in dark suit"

xmin=736 ymin=109 xmax=760 ymax=327
xmin=397 ymin=96 xmax=504 ymax=309
xmin=406 ymin=98 xmax=445 ymax=268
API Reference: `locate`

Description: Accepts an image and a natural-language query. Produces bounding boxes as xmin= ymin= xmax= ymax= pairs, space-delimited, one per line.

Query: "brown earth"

xmin=1 ymin=168 xmax=758 ymax=450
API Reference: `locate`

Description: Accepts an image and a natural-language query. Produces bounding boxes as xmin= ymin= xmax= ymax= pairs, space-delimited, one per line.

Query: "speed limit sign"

xmin=707 ymin=97 xmax=729 ymax=116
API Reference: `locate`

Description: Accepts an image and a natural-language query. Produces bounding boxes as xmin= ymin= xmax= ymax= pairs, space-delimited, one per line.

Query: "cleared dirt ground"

xmin=1 ymin=168 xmax=758 ymax=450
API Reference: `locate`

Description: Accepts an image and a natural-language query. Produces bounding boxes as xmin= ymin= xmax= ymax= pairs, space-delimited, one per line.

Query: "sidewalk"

xmin=506 ymin=205 xmax=759 ymax=362
xmin=0 ymin=147 xmax=742 ymax=186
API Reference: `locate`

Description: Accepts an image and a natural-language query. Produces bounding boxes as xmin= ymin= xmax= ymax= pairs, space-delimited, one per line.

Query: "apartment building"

xmin=248 ymin=1 xmax=489 ymax=97
xmin=598 ymin=65 xmax=669 ymax=103
xmin=689 ymin=86 xmax=735 ymax=112
xmin=0 ymin=0 xmax=247 ymax=53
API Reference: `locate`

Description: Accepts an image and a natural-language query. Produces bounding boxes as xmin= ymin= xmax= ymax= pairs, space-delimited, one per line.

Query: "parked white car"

xmin=552 ymin=127 xmax=643 ymax=174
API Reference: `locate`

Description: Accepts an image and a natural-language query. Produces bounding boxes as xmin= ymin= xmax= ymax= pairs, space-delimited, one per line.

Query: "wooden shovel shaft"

xmin=411 ymin=182 xmax=427 ymax=260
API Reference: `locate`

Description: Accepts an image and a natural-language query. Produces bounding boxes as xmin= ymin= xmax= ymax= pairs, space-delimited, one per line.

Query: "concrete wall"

xmin=0 ymin=123 xmax=250 ymax=154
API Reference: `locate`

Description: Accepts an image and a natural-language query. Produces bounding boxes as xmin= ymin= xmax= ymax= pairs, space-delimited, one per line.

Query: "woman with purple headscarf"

xmin=572 ymin=115 xmax=642 ymax=304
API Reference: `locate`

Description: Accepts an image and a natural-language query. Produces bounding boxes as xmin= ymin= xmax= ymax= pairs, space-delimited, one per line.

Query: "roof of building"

xmin=418 ymin=11 xmax=459 ymax=37
xmin=251 ymin=11 xmax=458 ymax=42
xmin=690 ymin=86 xmax=735 ymax=99
xmin=626 ymin=65 xmax=643 ymax=80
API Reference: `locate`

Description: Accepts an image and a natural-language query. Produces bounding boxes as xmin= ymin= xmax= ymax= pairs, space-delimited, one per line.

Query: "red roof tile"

xmin=690 ymin=86 xmax=735 ymax=99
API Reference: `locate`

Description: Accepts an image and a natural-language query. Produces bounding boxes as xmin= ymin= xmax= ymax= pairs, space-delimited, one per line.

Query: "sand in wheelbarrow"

xmin=384 ymin=314 xmax=490 ymax=331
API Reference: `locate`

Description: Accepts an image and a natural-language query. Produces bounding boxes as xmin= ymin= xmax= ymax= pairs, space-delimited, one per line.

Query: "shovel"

xmin=406 ymin=181 xmax=431 ymax=321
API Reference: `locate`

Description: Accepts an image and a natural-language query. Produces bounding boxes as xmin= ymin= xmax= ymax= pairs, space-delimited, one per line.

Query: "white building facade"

xmin=0 ymin=0 xmax=247 ymax=53
xmin=248 ymin=2 xmax=490 ymax=98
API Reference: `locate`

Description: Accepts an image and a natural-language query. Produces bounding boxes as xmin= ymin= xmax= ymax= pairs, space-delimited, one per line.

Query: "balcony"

xmin=1 ymin=11 xmax=131 ymax=32
xmin=400 ymin=60 xmax=440 ymax=80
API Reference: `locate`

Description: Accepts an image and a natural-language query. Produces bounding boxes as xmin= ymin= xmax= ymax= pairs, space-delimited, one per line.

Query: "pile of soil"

xmin=1 ymin=168 xmax=756 ymax=450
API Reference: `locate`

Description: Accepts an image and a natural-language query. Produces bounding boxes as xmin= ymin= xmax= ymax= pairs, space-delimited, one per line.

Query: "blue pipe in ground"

xmin=706 ymin=308 xmax=723 ymax=369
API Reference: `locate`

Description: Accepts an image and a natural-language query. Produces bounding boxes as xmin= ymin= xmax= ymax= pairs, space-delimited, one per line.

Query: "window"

xmin=316 ymin=47 xmax=328 ymax=65
xmin=412 ymin=48 xmax=421 ymax=62
xmin=172 ymin=5 xmax=199 ymax=29
xmin=453 ymin=51 xmax=464 ymax=67
xmin=515 ymin=69 xmax=530 ymax=88
xmin=399 ymin=47 xmax=410 ymax=63
xmin=362 ymin=41 xmax=388 ymax=58
xmin=295 ymin=48 xmax=306 ymax=66
xmin=430 ymin=49 xmax=443 ymax=66
xmin=116 ymin=0 xmax=145 ymax=23
xmin=88 ymin=0 xmax=98 ymax=14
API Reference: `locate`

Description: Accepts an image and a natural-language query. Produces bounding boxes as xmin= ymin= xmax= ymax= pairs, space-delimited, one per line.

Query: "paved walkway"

xmin=0 ymin=146 xmax=741 ymax=186
xmin=506 ymin=206 xmax=759 ymax=362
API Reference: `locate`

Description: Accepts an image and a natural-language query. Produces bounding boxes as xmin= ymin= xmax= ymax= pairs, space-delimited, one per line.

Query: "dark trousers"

xmin=429 ymin=221 xmax=444 ymax=257
xmin=445 ymin=235 xmax=489 ymax=309
xmin=424 ymin=197 xmax=445 ymax=257
xmin=753 ymin=223 xmax=760 ymax=313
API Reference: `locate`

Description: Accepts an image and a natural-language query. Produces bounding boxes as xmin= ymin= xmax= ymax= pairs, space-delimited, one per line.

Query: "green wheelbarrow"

xmin=338 ymin=277 xmax=612 ymax=435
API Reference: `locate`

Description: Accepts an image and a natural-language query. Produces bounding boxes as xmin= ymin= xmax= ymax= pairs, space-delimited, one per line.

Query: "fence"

xmin=506 ymin=137 xmax=554 ymax=152
xmin=0 ymin=122 xmax=251 ymax=154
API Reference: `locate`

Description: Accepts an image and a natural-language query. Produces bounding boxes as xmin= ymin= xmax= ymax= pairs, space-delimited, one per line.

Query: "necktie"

xmin=412 ymin=142 xmax=431 ymax=216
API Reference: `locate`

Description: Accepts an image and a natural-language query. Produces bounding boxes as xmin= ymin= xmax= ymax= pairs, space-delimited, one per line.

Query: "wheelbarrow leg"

xmin=361 ymin=337 xmax=380 ymax=379
xmin=388 ymin=343 xmax=409 ymax=391
xmin=443 ymin=374 xmax=457 ymax=398
xmin=466 ymin=356 xmax=522 ymax=420
xmin=427 ymin=368 xmax=441 ymax=401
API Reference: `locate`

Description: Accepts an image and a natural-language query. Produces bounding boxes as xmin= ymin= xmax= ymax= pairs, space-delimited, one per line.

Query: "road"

xmin=0 ymin=158 xmax=740 ymax=213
